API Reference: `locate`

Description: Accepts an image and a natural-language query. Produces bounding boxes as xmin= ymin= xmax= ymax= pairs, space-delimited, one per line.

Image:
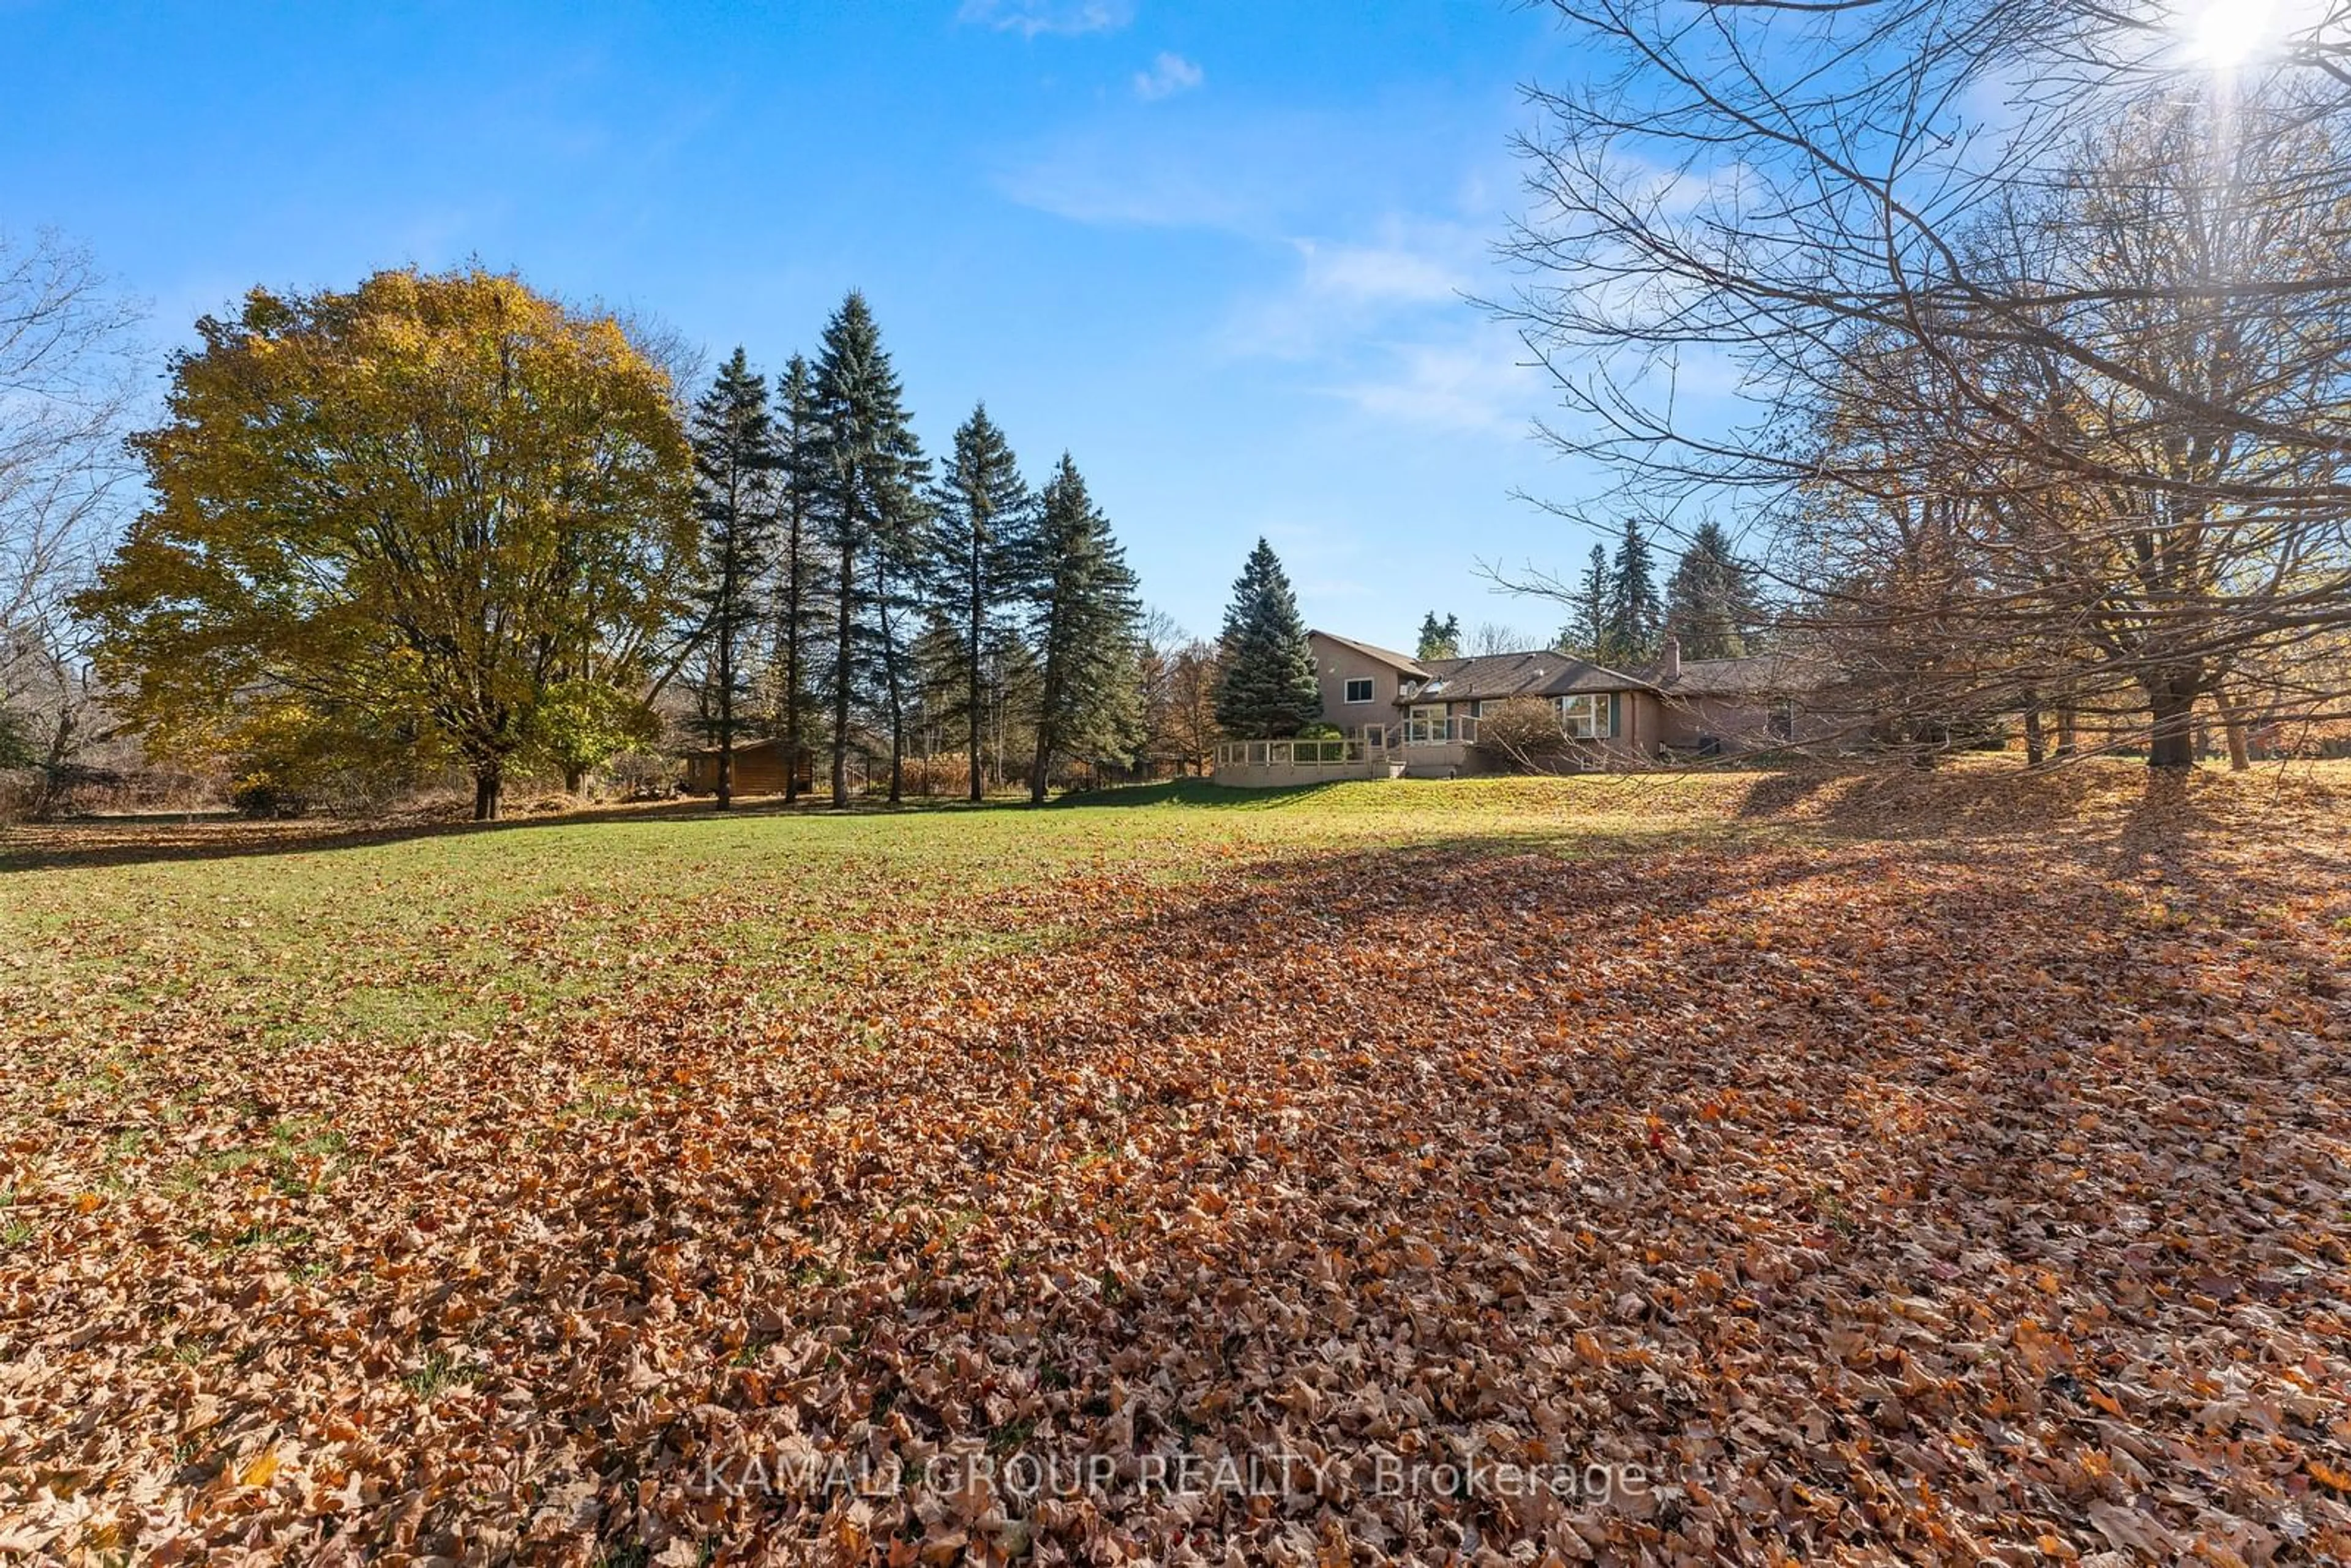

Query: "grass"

xmin=4 ymin=759 xmax=2348 ymax=1561
xmin=0 ymin=774 xmax=1775 ymax=1051
xmin=0 ymin=772 xmax=1804 ymax=1259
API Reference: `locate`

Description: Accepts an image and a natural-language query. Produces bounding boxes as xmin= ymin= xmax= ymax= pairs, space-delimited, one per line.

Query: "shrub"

xmin=1474 ymin=697 xmax=1571 ymax=770
xmin=601 ymin=748 xmax=678 ymax=800
xmin=231 ymin=773 xmax=311 ymax=819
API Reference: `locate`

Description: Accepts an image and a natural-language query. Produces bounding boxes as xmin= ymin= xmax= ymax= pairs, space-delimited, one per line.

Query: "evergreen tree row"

xmin=685 ymin=291 xmax=1142 ymax=808
xmin=1556 ymin=519 xmax=1764 ymax=669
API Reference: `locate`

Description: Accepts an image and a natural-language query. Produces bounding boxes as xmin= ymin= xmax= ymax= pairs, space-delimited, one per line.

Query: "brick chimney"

xmin=1661 ymin=636 xmax=1682 ymax=681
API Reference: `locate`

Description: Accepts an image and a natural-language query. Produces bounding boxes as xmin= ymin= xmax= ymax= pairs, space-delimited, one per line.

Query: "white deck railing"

xmin=1212 ymin=737 xmax=1395 ymax=770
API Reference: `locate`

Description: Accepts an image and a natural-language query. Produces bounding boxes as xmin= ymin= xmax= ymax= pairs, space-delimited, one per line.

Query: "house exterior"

xmin=1643 ymin=646 xmax=1842 ymax=756
xmin=1297 ymin=629 xmax=1834 ymax=779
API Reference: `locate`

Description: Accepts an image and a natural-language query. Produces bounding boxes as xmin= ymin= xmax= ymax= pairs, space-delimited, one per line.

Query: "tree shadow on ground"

xmin=0 ymin=793 xmax=941 ymax=873
xmin=17 ymin=784 xmax=2349 ymax=1561
xmin=1046 ymin=779 xmax=1347 ymax=811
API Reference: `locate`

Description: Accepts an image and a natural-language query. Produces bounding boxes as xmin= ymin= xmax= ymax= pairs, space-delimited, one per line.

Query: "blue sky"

xmin=4 ymin=0 xmax=1607 ymax=648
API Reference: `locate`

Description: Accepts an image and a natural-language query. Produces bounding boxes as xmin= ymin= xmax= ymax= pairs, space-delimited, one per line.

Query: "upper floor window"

xmin=1343 ymin=678 xmax=1374 ymax=703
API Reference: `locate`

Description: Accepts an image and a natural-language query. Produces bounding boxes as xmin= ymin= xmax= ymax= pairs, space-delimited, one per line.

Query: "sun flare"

xmin=2190 ymin=0 xmax=2278 ymax=67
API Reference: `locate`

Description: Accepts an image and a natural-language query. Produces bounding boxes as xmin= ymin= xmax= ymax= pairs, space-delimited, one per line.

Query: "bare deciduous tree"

xmin=1467 ymin=621 xmax=1543 ymax=658
xmin=1138 ymin=609 xmax=1223 ymax=776
xmin=1490 ymin=0 xmax=2351 ymax=767
xmin=1 ymin=228 xmax=142 ymax=809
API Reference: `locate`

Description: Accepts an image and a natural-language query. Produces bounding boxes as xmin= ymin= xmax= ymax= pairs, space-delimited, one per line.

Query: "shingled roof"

xmin=1412 ymin=650 xmax=1652 ymax=703
xmin=1636 ymin=651 xmax=1838 ymax=699
xmin=1308 ymin=629 xmax=1429 ymax=677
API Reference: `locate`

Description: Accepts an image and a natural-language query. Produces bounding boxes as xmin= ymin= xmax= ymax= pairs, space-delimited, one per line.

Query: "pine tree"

xmin=1602 ymin=519 xmax=1662 ymax=667
xmin=1662 ymin=519 xmax=1761 ymax=661
xmin=1415 ymin=612 xmax=1460 ymax=661
xmin=1024 ymin=455 xmax=1142 ymax=803
xmin=688 ymin=348 xmax=780 ymax=810
xmin=807 ymin=292 xmax=926 ymax=808
xmin=1565 ymin=545 xmax=1608 ymax=661
xmin=770 ymin=354 xmax=826 ymax=801
xmin=1213 ymin=539 xmax=1322 ymax=738
xmin=929 ymin=403 xmax=1033 ymax=801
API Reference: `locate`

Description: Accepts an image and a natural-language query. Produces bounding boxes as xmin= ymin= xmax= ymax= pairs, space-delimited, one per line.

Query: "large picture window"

xmin=1405 ymin=703 xmax=1450 ymax=744
xmin=1557 ymin=693 xmax=1613 ymax=738
xmin=1343 ymin=677 xmax=1374 ymax=703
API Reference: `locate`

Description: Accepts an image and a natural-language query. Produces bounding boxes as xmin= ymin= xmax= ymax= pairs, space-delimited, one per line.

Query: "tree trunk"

xmin=2021 ymin=698 xmax=2046 ymax=768
xmin=1030 ymin=660 xmax=1059 ymax=805
xmin=831 ymin=540 xmax=854 ymax=809
xmin=784 ymin=531 xmax=804 ymax=804
xmin=716 ymin=642 xmax=735 ymax=811
xmin=884 ymin=657 xmax=904 ymax=804
xmin=2146 ymin=680 xmax=2197 ymax=770
xmin=32 ymin=699 xmax=77 ymax=820
xmin=2055 ymin=703 xmax=2077 ymax=759
xmin=563 ymin=764 xmax=585 ymax=795
xmin=473 ymin=762 xmax=503 ymax=822
xmin=2210 ymin=686 xmax=2251 ymax=771
xmin=968 ymin=579 xmax=984 ymax=804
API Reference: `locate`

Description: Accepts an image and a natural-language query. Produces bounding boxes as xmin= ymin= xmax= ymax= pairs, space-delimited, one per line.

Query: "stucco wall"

xmin=1308 ymin=634 xmax=1413 ymax=737
xmin=1654 ymin=694 xmax=1830 ymax=754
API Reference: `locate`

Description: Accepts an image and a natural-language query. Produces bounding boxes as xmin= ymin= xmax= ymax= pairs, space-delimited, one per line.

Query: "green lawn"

xmin=2 ymin=776 xmax=1768 ymax=1050
xmin=3 ymin=766 xmax=2346 ymax=1563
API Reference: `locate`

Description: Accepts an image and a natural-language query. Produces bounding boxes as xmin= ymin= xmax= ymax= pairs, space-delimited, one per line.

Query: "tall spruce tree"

xmin=1213 ymin=538 xmax=1321 ymax=738
xmin=1568 ymin=544 xmax=1609 ymax=661
xmin=1662 ymin=520 xmax=1761 ymax=661
xmin=770 ymin=354 xmax=826 ymax=801
xmin=1602 ymin=519 xmax=1662 ymax=668
xmin=688 ymin=348 xmax=780 ymax=810
xmin=808 ymin=292 xmax=926 ymax=808
xmin=1024 ymin=455 xmax=1142 ymax=803
xmin=1415 ymin=612 xmax=1461 ymax=661
xmin=930 ymin=403 xmax=1033 ymax=801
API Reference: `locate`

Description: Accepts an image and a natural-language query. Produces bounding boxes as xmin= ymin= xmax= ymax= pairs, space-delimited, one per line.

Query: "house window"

xmin=1344 ymin=677 xmax=1374 ymax=704
xmin=1557 ymin=693 xmax=1614 ymax=738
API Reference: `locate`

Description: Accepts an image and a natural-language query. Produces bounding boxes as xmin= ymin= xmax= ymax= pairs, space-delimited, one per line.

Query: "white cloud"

xmin=1207 ymin=211 xmax=1535 ymax=437
xmin=1294 ymin=238 xmax=1462 ymax=306
xmin=999 ymin=144 xmax=1254 ymax=228
xmin=1131 ymin=51 xmax=1202 ymax=101
xmin=994 ymin=116 xmax=1314 ymax=230
xmin=1217 ymin=219 xmax=1480 ymax=361
xmin=1327 ymin=334 xmax=1537 ymax=436
xmin=957 ymin=0 xmax=1134 ymax=37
